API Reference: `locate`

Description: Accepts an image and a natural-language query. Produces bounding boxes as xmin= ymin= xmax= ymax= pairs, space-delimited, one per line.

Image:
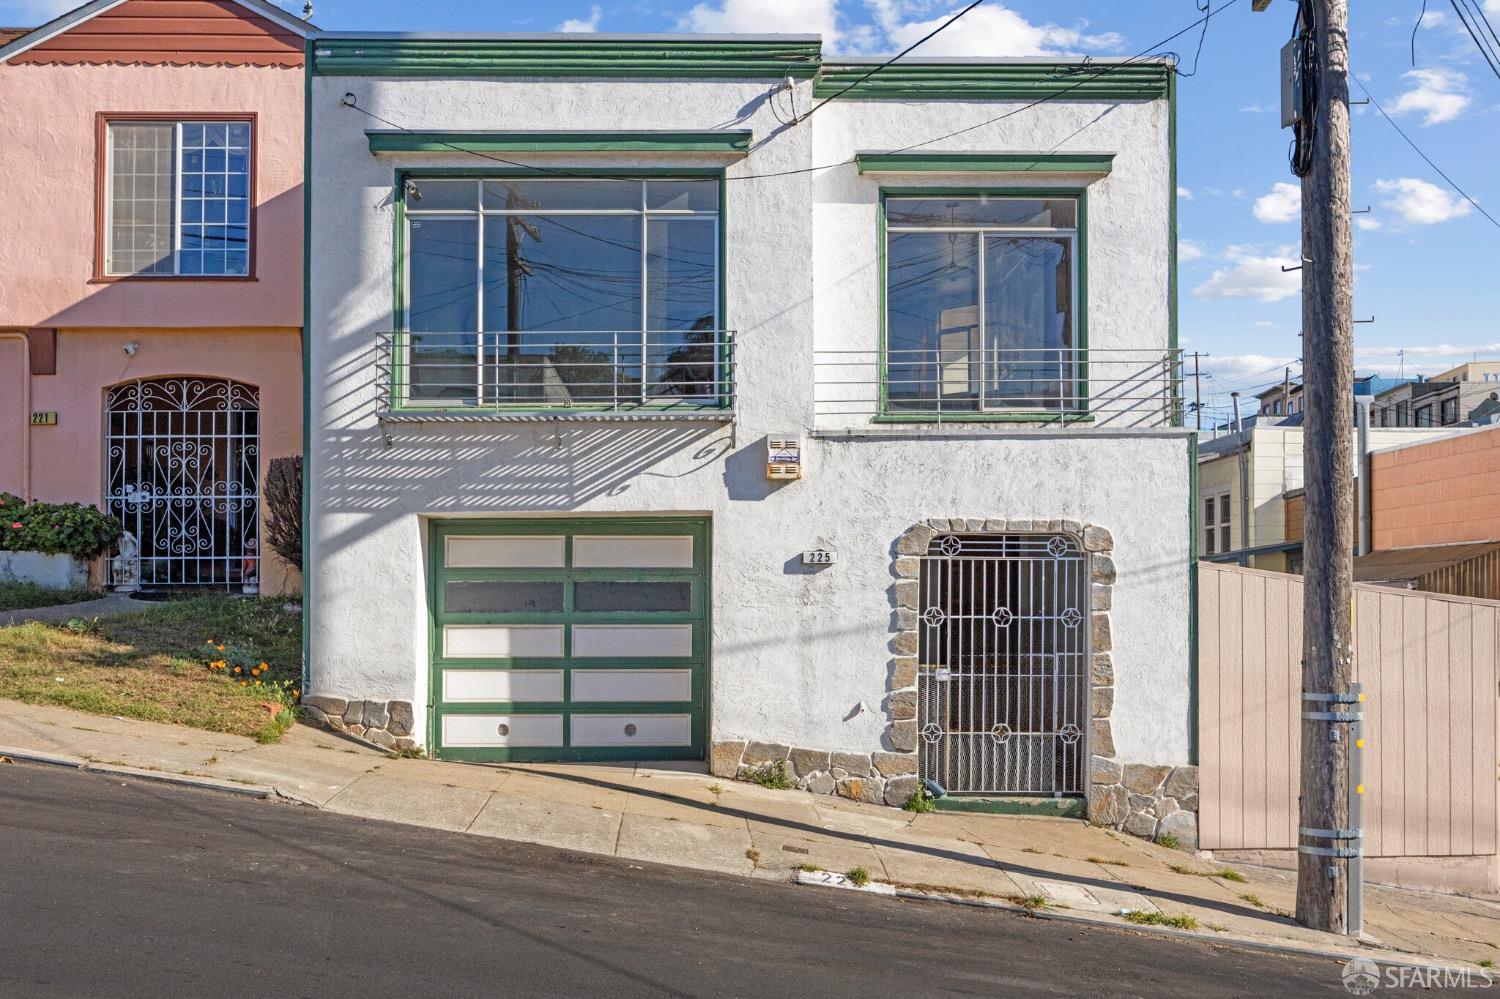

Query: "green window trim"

xmin=856 ymin=152 xmax=1114 ymax=176
xmin=388 ymin=167 xmax=730 ymax=416
xmin=367 ymin=130 xmax=752 ymax=156
xmin=876 ymin=185 xmax=1090 ymax=423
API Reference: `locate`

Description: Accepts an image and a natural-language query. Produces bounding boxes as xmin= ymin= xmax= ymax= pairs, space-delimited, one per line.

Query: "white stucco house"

xmin=303 ymin=33 xmax=1197 ymax=839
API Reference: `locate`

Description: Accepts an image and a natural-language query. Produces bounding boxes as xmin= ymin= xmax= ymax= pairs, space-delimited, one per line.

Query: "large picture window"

xmin=102 ymin=118 xmax=253 ymax=277
xmin=884 ymin=194 xmax=1078 ymax=415
xmin=401 ymin=177 xmax=720 ymax=408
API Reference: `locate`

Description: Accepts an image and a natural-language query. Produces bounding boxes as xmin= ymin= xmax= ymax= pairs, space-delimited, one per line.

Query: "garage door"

xmin=428 ymin=518 xmax=709 ymax=762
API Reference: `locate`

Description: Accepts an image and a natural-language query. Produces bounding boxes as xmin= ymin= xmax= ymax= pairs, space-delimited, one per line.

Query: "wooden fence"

xmin=1198 ymin=562 xmax=1499 ymax=858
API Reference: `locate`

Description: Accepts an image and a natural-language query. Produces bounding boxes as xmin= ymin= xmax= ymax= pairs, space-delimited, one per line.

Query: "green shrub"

xmin=845 ymin=867 xmax=872 ymax=888
xmin=0 ymin=493 xmax=122 ymax=559
xmin=904 ymin=788 xmax=937 ymax=813
xmin=738 ymin=760 xmax=796 ymax=790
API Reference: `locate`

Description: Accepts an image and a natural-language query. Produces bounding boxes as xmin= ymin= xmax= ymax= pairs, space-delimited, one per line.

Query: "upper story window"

xmin=884 ymin=195 xmax=1077 ymax=415
xmin=401 ymin=177 xmax=720 ymax=408
xmin=102 ymin=118 xmax=253 ymax=278
xmin=1395 ymin=400 xmax=1410 ymax=426
xmin=1440 ymin=397 xmax=1459 ymax=424
xmin=1415 ymin=403 xmax=1434 ymax=428
xmin=1203 ymin=491 xmax=1231 ymax=555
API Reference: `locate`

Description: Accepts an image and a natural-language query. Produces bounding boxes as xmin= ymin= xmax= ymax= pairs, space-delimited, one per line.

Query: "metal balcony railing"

xmin=375 ymin=330 xmax=735 ymax=416
xmin=814 ymin=346 xmax=1184 ymax=427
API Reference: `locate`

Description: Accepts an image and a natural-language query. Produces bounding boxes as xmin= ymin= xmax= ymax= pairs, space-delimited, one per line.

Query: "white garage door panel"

xmin=443 ymin=669 xmax=565 ymax=702
xmin=570 ymin=714 xmax=693 ymax=747
xmin=443 ymin=625 xmax=564 ymax=659
xmin=571 ymin=669 xmax=692 ymax=702
xmin=571 ymin=624 xmax=692 ymax=658
xmin=442 ymin=713 xmax=564 ymax=747
xmin=571 ymin=535 xmax=694 ymax=568
xmin=445 ymin=534 xmax=565 ymax=568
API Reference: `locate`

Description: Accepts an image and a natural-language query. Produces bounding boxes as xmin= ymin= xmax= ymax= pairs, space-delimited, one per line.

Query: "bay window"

xmin=401 ymin=176 xmax=721 ymax=408
xmin=884 ymin=194 xmax=1079 ymax=415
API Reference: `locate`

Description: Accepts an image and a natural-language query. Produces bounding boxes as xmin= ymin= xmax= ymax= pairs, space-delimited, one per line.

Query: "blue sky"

xmin=6 ymin=0 xmax=1497 ymax=424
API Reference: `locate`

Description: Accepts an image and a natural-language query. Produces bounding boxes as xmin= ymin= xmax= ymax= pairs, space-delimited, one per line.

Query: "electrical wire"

xmin=1451 ymin=0 xmax=1500 ymax=80
xmin=1289 ymin=0 xmax=1317 ymax=178
xmin=1351 ymin=73 xmax=1500 ymax=230
xmin=1170 ymin=1 xmax=1214 ymax=78
xmin=794 ymin=0 xmax=986 ymax=125
xmin=1412 ymin=0 xmax=1428 ymax=66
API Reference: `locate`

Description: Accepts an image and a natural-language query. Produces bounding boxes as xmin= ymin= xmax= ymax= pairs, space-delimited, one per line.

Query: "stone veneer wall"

xmin=713 ymin=518 xmax=1200 ymax=850
xmin=302 ymin=695 xmax=417 ymax=751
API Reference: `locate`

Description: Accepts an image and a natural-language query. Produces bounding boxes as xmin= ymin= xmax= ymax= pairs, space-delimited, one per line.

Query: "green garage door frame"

xmin=426 ymin=517 xmax=711 ymax=762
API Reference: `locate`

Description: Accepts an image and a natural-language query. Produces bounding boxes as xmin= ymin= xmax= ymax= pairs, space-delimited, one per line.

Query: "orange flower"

xmin=206 ymin=640 xmax=214 ymax=646
xmin=240 ymin=680 xmax=248 ymax=686
xmin=216 ymin=644 xmax=225 ymax=652
xmin=259 ymin=662 xmax=268 ymax=670
xmin=292 ymin=689 xmax=300 ymax=697
xmin=233 ymin=666 xmax=242 ymax=674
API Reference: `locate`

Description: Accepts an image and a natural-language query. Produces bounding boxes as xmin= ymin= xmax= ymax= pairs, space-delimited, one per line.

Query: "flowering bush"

xmin=203 ymin=638 xmax=300 ymax=707
xmin=0 ymin=493 xmax=122 ymax=559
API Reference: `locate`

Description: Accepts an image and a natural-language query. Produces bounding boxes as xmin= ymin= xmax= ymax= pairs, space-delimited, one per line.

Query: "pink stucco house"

xmin=0 ymin=0 xmax=313 ymax=594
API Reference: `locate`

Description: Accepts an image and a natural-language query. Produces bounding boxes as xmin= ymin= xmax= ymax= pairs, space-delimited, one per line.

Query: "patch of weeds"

xmin=1123 ymin=910 xmax=1199 ymax=930
xmin=1009 ymin=894 xmax=1049 ymax=912
xmin=1156 ymin=832 xmax=1182 ymax=850
xmin=845 ymin=866 xmax=872 ymax=888
xmin=796 ymin=863 xmax=819 ymax=873
xmin=745 ymin=848 xmax=760 ymax=864
xmin=1169 ymin=863 xmax=1246 ymax=882
xmin=0 ymin=582 xmax=98 ymax=612
xmin=254 ymin=706 xmax=297 ymax=744
xmin=1239 ymin=893 xmax=1267 ymax=909
xmin=1088 ymin=856 xmax=1131 ymax=866
xmin=1480 ymin=959 xmax=1494 ymax=970
xmin=738 ymin=760 xmax=796 ymax=790
xmin=904 ymin=787 xmax=937 ymax=813
xmin=203 ymin=754 xmax=219 ymax=766
xmin=64 ymin=617 xmax=102 ymax=636
xmin=706 ymin=782 xmax=725 ymax=803
xmin=1205 ymin=923 xmax=1228 ymax=933
xmin=385 ymin=744 xmax=426 ymax=760
xmin=889 ymin=881 xmax=994 ymax=900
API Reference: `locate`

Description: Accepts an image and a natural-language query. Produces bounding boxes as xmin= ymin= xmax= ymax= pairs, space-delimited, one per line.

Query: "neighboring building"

xmin=1254 ymin=373 xmax=1413 ymax=421
xmin=0 ymin=0 xmax=313 ymax=594
xmin=1372 ymin=361 xmax=1500 ymax=429
xmin=304 ymin=35 xmax=1194 ymax=830
xmin=1197 ymin=423 xmax=1450 ymax=571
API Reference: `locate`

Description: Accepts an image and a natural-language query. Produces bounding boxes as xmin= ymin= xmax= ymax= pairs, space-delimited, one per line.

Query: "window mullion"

xmin=640 ymin=190 xmax=649 ymax=405
xmin=976 ymin=232 xmax=986 ymax=412
xmin=172 ymin=122 xmax=184 ymax=275
xmin=475 ymin=193 xmax=485 ymax=408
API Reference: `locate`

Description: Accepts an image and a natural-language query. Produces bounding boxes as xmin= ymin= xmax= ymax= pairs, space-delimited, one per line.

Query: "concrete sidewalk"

xmin=2 ymin=698 xmax=1496 ymax=971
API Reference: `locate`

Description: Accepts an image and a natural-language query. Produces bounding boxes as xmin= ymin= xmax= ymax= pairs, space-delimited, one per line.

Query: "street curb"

xmin=0 ymin=746 xmax=321 ymax=807
xmin=795 ymin=876 xmax=1485 ymax=975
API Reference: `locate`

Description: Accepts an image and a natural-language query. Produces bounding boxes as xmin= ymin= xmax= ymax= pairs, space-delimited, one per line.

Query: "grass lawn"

xmin=0 ymin=596 xmax=302 ymax=743
xmin=0 ymin=581 xmax=99 ymax=612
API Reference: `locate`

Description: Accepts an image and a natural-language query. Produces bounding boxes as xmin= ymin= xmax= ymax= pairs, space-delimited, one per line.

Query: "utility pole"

xmin=1290 ymin=0 xmax=1357 ymax=934
xmin=1194 ymin=352 xmax=1203 ymax=430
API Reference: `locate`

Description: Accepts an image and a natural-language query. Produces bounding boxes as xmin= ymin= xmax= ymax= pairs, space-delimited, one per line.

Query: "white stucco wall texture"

xmin=307 ymin=72 xmax=1194 ymax=767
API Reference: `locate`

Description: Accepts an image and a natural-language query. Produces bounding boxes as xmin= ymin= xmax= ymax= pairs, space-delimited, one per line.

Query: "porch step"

xmin=932 ymin=796 xmax=1086 ymax=818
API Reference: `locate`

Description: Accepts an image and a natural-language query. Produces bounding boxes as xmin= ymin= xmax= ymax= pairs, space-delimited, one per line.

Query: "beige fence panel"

xmin=1198 ymin=562 xmax=1499 ymax=858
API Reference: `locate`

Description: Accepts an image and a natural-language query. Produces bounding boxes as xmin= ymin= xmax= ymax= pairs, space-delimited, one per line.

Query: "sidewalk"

xmin=2 ymin=698 xmax=1495 ymax=971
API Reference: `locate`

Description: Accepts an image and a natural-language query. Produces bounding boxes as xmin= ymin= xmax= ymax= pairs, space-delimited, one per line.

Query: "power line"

xmin=794 ymin=0 xmax=985 ymax=125
xmin=1350 ymin=74 xmax=1500 ymax=230
xmin=1451 ymin=0 xmax=1500 ymax=80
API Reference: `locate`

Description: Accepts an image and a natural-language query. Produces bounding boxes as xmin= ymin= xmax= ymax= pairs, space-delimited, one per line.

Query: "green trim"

xmin=1167 ymin=71 xmax=1182 ymax=427
xmin=876 ymin=186 xmax=1090 ymax=422
xmin=390 ymin=174 xmax=405 ymax=411
xmin=856 ymin=152 xmax=1114 ymax=175
xmin=300 ymin=41 xmax=313 ymax=694
xmin=314 ymin=37 xmax=822 ymax=79
xmin=1187 ymin=433 xmax=1199 ymax=765
xmin=398 ymin=165 xmax=726 ymax=178
xmin=815 ymin=61 xmax=1172 ymax=101
xmin=426 ymin=517 xmax=711 ymax=763
xmin=933 ymin=796 xmax=1086 ymax=818
xmin=367 ymin=130 xmax=752 ymax=155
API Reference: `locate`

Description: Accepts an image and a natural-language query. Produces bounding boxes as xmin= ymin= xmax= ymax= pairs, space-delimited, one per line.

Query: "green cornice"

xmin=814 ymin=62 xmax=1172 ymax=101
xmin=367 ymin=130 xmax=752 ymax=155
xmin=856 ymin=152 xmax=1114 ymax=175
xmin=313 ymin=37 xmax=822 ymax=78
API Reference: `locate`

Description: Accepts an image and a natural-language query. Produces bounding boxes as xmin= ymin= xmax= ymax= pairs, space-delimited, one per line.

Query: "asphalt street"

xmin=1 ymin=763 xmax=1381 ymax=997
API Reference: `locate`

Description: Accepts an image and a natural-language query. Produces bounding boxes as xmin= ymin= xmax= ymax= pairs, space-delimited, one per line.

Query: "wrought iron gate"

xmin=105 ymin=378 xmax=260 ymax=590
xmin=917 ymin=533 xmax=1090 ymax=795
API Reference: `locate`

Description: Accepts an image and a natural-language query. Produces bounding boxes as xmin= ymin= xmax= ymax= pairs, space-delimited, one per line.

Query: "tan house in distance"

xmin=1372 ymin=361 xmax=1500 ymax=429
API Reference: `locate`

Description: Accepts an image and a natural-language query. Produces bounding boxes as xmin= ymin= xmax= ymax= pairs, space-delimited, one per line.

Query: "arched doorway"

xmin=105 ymin=377 xmax=260 ymax=590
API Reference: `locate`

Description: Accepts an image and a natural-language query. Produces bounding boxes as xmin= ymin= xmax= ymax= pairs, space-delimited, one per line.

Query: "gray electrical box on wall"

xmin=1280 ymin=36 xmax=1303 ymax=129
xmin=766 ymin=433 xmax=802 ymax=480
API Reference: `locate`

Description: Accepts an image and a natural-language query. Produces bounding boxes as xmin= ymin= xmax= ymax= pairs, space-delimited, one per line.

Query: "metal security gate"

xmin=918 ymin=533 xmax=1089 ymax=795
xmin=105 ymin=377 xmax=260 ymax=590
xmin=428 ymin=518 xmax=709 ymax=762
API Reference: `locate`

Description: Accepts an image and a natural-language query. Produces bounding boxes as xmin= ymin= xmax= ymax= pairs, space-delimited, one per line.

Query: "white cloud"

xmin=869 ymin=1 xmax=1124 ymax=57
xmin=556 ymin=5 xmax=602 ymax=32
xmin=1192 ymin=245 xmax=1301 ymax=303
xmin=1253 ymin=182 xmax=1301 ymax=224
xmin=1206 ymin=353 xmax=1300 ymax=385
xmin=1177 ymin=186 xmax=1193 ymax=200
xmin=1373 ymin=177 xmax=1471 ymax=225
xmin=1254 ymin=321 xmax=1276 ymax=328
xmin=1240 ymin=102 xmax=1268 ymax=114
xmin=1178 ymin=238 xmax=1205 ymax=262
xmin=1351 ymin=342 xmax=1500 ymax=377
xmin=679 ymin=0 xmax=839 ymax=45
xmin=1389 ymin=68 xmax=1471 ymax=126
xmin=1355 ymin=216 xmax=1382 ymax=231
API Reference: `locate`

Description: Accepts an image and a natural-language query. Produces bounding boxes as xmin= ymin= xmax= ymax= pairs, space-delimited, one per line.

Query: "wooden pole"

xmin=1193 ymin=352 xmax=1203 ymax=430
xmin=1296 ymin=0 xmax=1355 ymax=934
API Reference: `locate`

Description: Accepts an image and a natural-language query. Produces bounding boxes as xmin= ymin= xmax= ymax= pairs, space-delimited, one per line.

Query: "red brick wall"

xmin=1371 ymin=426 xmax=1500 ymax=549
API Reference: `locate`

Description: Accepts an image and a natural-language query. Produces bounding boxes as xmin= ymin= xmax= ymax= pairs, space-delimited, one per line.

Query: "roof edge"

xmin=0 ymin=0 xmax=317 ymax=65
